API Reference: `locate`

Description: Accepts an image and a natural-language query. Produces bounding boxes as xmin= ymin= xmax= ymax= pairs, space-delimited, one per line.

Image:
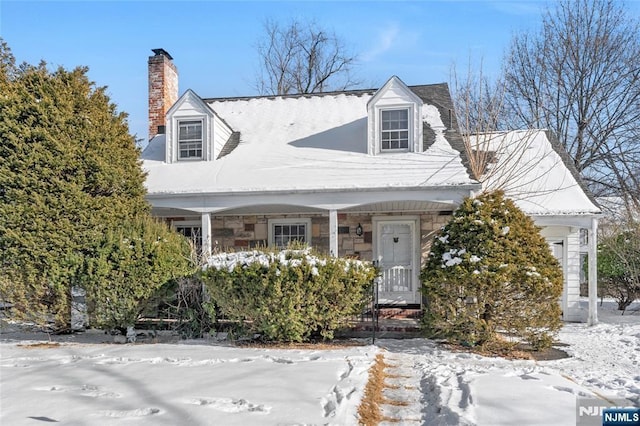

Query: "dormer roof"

xmin=367 ymin=75 xmax=423 ymax=108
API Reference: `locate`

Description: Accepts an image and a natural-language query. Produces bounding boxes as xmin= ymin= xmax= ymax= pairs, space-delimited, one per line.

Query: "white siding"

xmin=375 ymin=84 xmax=417 ymax=106
xmin=213 ymin=114 xmax=233 ymax=159
xmin=564 ymin=228 xmax=582 ymax=322
xmin=540 ymin=225 xmax=583 ymax=322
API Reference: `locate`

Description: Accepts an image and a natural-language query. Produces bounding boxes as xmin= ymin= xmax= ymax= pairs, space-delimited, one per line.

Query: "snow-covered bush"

xmin=421 ymin=190 xmax=563 ymax=350
xmin=202 ymin=248 xmax=377 ymax=342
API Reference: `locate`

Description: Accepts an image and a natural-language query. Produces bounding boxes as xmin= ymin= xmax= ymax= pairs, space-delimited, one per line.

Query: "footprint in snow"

xmin=520 ymin=374 xmax=540 ymax=380
xmin=93 ymin=407 xmax=161 ymax=418
xmin=34 ymin=384 xmax=121 ymax=398
xmin=550 ymin=385 xmax=590 ymax=397
xmin=185 ymin=397 xmax=271 ymax=414
xmin=266 ymin=356 xmax=294 ymax=364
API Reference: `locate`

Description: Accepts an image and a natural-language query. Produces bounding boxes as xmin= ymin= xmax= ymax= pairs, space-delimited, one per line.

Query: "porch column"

xmin=201 ymin=212 xmax=212 ymax=260
xmin=587 ymin=217 xmax=598 ymax=326
xmin=329 ymin=209 xmax=338 ymax=257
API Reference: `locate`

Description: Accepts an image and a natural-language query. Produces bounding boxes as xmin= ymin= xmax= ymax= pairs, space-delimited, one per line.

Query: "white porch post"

xmin=201 ymin=213 xmax=212 ymax=260
xmin=587 ymin=217 xmax=598 ymax=326
xmin=329 ymin=209 xmax=338 ymax=257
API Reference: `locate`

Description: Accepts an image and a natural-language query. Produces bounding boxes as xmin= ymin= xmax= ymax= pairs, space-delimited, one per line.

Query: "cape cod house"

xmin=141 ymin=49 xmax=601 ymax=324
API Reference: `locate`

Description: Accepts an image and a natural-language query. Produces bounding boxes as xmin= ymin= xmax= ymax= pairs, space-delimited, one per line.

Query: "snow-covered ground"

xmin=1 ymin=298 xmax=638 ymax=425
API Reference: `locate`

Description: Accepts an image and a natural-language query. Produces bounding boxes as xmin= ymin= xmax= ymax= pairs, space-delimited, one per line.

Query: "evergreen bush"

xmin=80 ymin=215 xmax=195 ymax=334
xmin=597 ymin=226 xmax=640 ymax=312
xmin=421 ymin=190 xmax=563 ymax=350
xmin=203 ymin=248 xmax=377 ymax=342
xmin=0 ymin=40 xmax=151 ymax=328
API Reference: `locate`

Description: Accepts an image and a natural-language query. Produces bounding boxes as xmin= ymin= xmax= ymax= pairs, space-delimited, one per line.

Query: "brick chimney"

xmin=148 ymin=48 xmax=178 ymax=140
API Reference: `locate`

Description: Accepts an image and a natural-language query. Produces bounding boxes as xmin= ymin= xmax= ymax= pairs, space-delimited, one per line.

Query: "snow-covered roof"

xmin=142 ymin=89 xmax=475 ymax=195
xmin=474 ymin=130 xmax=601 ymax=216
xmin=141 ymin=84 xmax=600 ymax=219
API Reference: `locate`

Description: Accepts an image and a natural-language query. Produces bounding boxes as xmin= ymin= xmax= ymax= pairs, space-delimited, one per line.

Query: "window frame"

xmin=177 ymin=119 xmax=204 ymax=160
xmin=172 ymin=220 xmax=202 ymax=250
xmin=267 ymin=218 xmax=312 ymax=248
xmin=380 ymin=108 xmax=410 ymax=151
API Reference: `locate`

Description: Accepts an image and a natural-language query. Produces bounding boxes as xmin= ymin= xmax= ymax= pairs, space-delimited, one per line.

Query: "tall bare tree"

xmin=255 ymin=19 xmax=358 ymax=95
xmin=451 ymin=58 xmax=509 ymax=180
xmin=450 ymin=59 xmax=562 ymax=201
xmin=503 ymin=0 xmax=640 ymax=206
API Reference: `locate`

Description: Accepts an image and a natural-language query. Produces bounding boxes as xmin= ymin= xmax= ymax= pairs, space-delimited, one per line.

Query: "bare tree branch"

xmin=503 ymin=0 xmax=640 ymax=203
xmin=254 ymin=18 xmax=359 ymax=95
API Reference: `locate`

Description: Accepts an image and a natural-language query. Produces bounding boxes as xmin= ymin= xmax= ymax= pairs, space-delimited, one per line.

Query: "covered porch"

xmin=147 ymin=185 xmax=599 ymax=324
xmin=148 ymin=186 xmax=476 ymax=306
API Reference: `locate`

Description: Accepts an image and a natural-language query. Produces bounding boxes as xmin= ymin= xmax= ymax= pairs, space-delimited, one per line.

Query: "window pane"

xmin=176 ymin=226 xmax=202 ymax=249
xmin=381 ymin=109 xmax=409 ymax=151
xmin=179 ymin=121 xmax=202 ymax=140
xmin=178 ymin=120 xmax=203 ymax=159
xmin=272 ymin=222 xmax=308 ymax=247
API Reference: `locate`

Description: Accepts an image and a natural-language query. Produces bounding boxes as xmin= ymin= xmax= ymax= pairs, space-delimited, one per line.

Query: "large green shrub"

xmin=203 ymin=248 xmax=377 ymax=342
xmin=0 ymin=40 xmax=149 ymax=328
xmin=421 ymin=190 xmax=563 ymax=350
xmin=81 ymin=215 xmax=195 ymax=333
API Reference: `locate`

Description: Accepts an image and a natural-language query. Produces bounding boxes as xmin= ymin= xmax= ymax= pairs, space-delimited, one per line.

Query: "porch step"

xmin=337 ymin=318 xmax=422 ymax=339
xmin=375 ymin=307 xmax=422 ymax=320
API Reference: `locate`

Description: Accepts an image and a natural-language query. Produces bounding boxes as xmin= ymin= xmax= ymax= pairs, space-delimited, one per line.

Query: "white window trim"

xmin=177 ymin=117 xmax=205 ymax=161
xmin=268 ymin=218 xmax=312 ymax=248
xmin=376 ymin=105 xmax=414 ymax=154
xmin=380 ymin=108 xmax=410 ymax=152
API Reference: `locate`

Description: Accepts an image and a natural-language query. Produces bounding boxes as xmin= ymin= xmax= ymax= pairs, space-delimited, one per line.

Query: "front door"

xmin=376 ymin=219 xmax=417 ymax=304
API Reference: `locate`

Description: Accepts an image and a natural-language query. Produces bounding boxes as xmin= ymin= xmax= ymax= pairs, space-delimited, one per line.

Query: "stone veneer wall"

xmin=165 ymin=211 xmax=453 ymax=262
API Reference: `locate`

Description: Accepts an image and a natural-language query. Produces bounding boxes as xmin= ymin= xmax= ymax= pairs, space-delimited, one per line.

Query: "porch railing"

xmin=380 ymin=266 xmax=412 ymax=292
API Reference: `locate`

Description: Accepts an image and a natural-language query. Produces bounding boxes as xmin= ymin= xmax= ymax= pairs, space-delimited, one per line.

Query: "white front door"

xmin=375 ymin=219 xmax=418 ymax=304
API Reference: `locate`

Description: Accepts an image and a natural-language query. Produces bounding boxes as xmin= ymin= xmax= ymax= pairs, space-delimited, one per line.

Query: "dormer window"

xmin=367 ymin=76 xmax=423 ymax=156
xmin=381 ymin=109 xmax=409 ymax=150
xmin=178 ymin=119 xmax=203 ymax=160
xmin=165 ymin=89 xmax=236 ymax=163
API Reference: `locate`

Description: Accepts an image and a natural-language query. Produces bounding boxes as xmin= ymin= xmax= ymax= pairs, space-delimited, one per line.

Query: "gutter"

xmin=144 ymin=183 xmax=482 ymax=199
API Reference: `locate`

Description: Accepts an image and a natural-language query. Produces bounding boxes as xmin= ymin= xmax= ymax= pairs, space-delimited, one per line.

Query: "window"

xmin=268 ymin=218 xmax=311 ymax=248
xmin=178 ymin=120 xmax=203 ymax=159
xmin=175 ymin=223 xmax=202 ymax=250
xmin=381 ymin=109 xmax=409 ymax=150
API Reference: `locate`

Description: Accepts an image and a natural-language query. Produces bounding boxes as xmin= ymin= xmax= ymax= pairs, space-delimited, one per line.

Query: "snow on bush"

xmin=421 ymin=190 xmax=563 ymax=350
xmin=203 ymin=248 xmax=377 ymax=342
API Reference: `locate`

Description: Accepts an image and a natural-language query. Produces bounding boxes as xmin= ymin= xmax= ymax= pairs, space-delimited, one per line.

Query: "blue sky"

xmin=2 ymin=1 xmax=637 ymax=146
